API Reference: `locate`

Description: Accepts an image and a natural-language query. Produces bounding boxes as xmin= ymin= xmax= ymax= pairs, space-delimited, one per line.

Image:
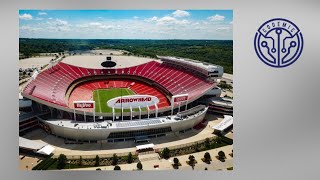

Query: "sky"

xmin=19 ymin=10 xmax=233 ymax=40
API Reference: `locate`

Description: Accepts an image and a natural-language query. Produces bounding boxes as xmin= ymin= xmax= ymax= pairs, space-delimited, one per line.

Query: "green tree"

xmin=137 ymin=162 xmax=143 ymax=170
xmin=173 ymin=157 xmax=179 ymax=165
xmin=79 ymin=156 xmax=82 ymax=166
xmin=57 ymin=154 xmax=67 ymax=169
xmin=195 ymin=142 xmax=200 ymax=152
xmin=162 ymin=147 xmax=170 ymax=159
xmin=218 ymin=81 xmax=233 ymax=90
xmin=218 ymin=151 xmax=226 ymax=160
xmin=94 ymin=155 xmax=100 ymax=167
xmin=114 ymin=165 xmax=121 ymax=170
xmin=112 ymin=153 xmax=118 ymax=165
xmin=188 ymin=155 xmax=195 ymax=165
xmin=19 ymin=39 xmax=233 ymax=74
xmin=204 ymin=152 xmax=211 ymax=162
xmin=205 ymin=138 xmax=210 ymax=149
xmin=127 ymin=152 xmax=133 ymax=164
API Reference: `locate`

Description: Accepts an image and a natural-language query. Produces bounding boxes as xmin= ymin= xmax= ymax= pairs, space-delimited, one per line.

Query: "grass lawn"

xmin=93 ymin=88 xmax=146 ymax=113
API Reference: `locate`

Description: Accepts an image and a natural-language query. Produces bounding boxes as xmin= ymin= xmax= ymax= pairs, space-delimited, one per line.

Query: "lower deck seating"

xmin=129 ymin=82 xmax=170 ymax=109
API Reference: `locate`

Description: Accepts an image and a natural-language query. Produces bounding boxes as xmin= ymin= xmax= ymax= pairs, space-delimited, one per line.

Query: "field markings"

xmin=97 ymin=90 xmax=102 ymax=113
xmin=124 ymin=88 xmax=131 ymax=95
xmin=92 ymin=88 xmax=142 ymax=113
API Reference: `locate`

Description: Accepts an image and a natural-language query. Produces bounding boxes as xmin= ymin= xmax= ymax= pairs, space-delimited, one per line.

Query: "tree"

xmin=94 ymin=155 xmax=100 ymax=167
xmin=127 ymin=152 xmax=133 ymax=164
xmin=204 ymin=152 xmax=211 ymax=162
xmin=195 ymin=143 xmax=200 ymax=152
xmin=112 ymin=153 xmax=118 ymax=165
xmin=173 ymin=157 xmax=179 ymax=165
xmin=79 ymin=156 xmax=82 ymax=166
xmin=188 ymin=155 xmax=195 ymax=166
xmin=218 ymin=81 xmax=233 ymax=90
xmin=137 ymin=162 xmax=143 ymax=170
xmin=19 ymin=39 xmax=233 ymax=73
xmin=57 ymin=154 xmax=67 ymax=169
xmin=205 ymin=138 xmax=210 ymax=149
xmin=189 ymin=155 xmax=195 ymax=162
xmin=218 ymin=151 xmax=226 ymax=160
xmin=114 ymin=165 xmax=121 ymax=170
xmin=162 ymin=147 xmax=170 ymax=159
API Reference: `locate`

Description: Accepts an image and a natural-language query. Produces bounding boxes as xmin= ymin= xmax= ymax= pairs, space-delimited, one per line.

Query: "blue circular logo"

xmin=254 ymin=18 xmax=303 ymax=68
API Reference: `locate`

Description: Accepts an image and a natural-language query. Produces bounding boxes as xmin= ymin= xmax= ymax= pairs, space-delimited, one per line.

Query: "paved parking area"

xmin=19 ymin=156 xmax=42 ymax=170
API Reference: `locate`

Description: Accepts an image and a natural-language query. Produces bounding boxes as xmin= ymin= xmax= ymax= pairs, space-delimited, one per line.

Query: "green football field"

xmin=93 ymin=88 xmax=146 ymax=113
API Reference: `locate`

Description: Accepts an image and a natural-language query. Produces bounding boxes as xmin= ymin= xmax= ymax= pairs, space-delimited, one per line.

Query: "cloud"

xmin=207 ymin=14 xmax=225 ymax=21
xmin=157 ymin=16 xmax=176 ymax=24
xmin=158 ymin=16 xmax=190 ymax=25
xmin=52 ymin=19 xmax=68 ymax=26
xmin=145 ymin=16 xmax=158 ymax=22
xmin=19 ymin=11 xmax=232 ymax=40
xmin=76 ymin=22 xmax=118 ymax=31
xmin=172 ymin=10 xmax=190 ymax=18
xmin=216 ymin=27 xmax=231 ymax=31
xmin=230 ymin=21 xmax=233 ymax=24
xmin=19 ymin=13 xmax=33 ymax=20
xmin=145 ymin=11 xmax=191 ymax=26
xmin=89 ymin=22 xmax=102 ymax=26
xmin=20 ymin=26 xmax=42 ymax=32
xmin=133 ymin=16 xmax=139 ymax=19
xmin=46 ymin=19 xmax=70 ymax=32
xmin=145 ymin=16 xmax=190 ymax=26
xmin=38 ymin=12 xmax=47 ymax=16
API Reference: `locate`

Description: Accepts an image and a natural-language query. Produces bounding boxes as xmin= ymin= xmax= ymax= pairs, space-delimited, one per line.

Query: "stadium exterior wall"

xmin=43 ymin=107 xmax=207 ymax=141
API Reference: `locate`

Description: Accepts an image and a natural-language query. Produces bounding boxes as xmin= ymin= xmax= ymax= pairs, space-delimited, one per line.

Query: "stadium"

xmin=20 ymin=54 xmax=224 ymax=142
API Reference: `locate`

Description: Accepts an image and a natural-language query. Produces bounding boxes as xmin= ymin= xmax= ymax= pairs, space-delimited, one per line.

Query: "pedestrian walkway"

xmin=138 ymin=153 xmax=160 ymax=162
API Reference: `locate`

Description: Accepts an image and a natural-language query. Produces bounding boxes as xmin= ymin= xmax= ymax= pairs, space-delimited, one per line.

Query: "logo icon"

xmin=254 ymin=18 xmax=303 ymax=68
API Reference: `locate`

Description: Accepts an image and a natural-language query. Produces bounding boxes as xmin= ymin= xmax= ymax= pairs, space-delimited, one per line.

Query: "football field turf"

xmin=93 ymin=88 xmax=146 ymax=113
xmin=93 ymin=88 xmax=134 ymax=113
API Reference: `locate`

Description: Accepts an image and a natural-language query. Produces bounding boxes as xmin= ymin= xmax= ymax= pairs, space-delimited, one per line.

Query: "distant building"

xmin=208 ymin=97 xmax=233 ymax=115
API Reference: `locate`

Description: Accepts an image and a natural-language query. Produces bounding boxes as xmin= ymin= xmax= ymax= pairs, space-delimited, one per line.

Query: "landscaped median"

xmin=158 ymin=136 xmax=233 ymax=159
xmin=32 ymin=152 xmax=138 ymax=170
xmin=33 ymin=136 xmax=232 ymax=170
